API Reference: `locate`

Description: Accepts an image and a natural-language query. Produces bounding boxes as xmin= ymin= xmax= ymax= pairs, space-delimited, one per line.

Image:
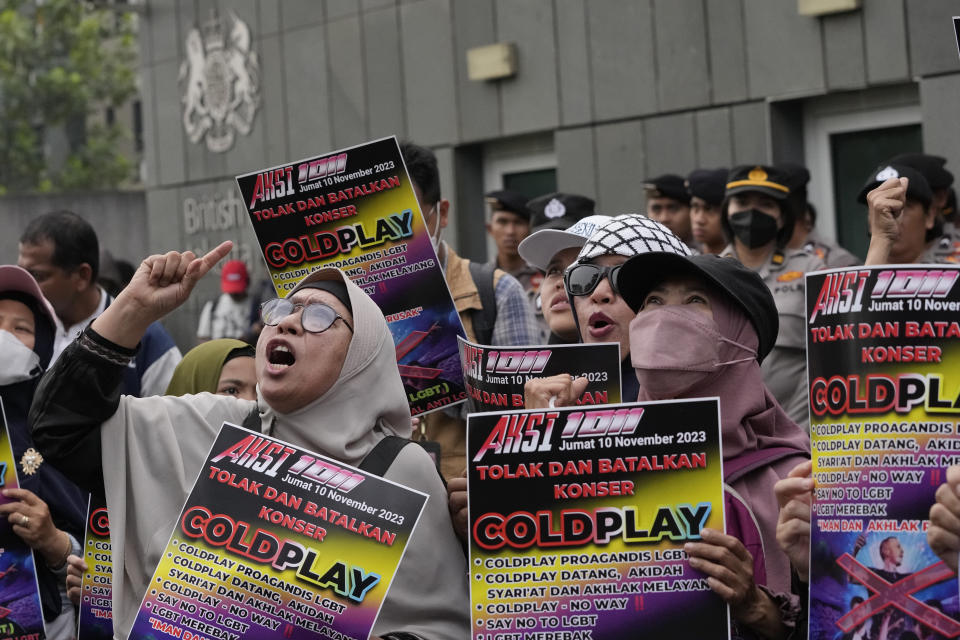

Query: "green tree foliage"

xmin=0 ymin=0 xmax=137 ymax=193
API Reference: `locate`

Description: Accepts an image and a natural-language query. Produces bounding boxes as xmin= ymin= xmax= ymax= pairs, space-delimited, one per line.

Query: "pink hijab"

xmin=634 ymin=289 xmax=810 ymax=593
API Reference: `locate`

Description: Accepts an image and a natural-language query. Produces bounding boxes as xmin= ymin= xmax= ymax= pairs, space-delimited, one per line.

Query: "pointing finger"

xmin=159 ymin=251 xmax=184 ymax=287
xmin=185 ymin=241 xmax=233 ymax=286
xmin=174 ymin=250 xmax=196 ymax=283
xmin=570 ymin=376 xmax=590 ymax=401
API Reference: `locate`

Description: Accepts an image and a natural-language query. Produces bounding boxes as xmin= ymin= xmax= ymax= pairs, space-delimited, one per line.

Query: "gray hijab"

xmin=260 ymin=267 xmax=412 ymax=465
xmin=100 ymin=269 xmax=470 ymax=638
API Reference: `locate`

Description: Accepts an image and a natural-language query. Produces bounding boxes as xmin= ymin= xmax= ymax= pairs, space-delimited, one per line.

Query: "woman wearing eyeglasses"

xmin=29 ymin=242 xmax=470 ymax=640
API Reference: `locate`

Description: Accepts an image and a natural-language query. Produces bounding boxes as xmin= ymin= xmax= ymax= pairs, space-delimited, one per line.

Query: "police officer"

xmin=887 ymin=153 xmax=960 ymax=262
xmin=644 ymin=174 xmax=696 ymax=251
xmin=484 ymin=189 xmax=536 ymax=292
xmin=720 ymin=165 xmax=824 ymax=431
xmin=780 ymin=163 xmax=860 ymax=268
xmin=524 ymin=193 xmax=596 ymax=341
xmin=889 ymin=153 xmax=954 ymax=220
xmin=686 ymin=168 xmax=728 ymax=255
xmin=859 ymin=162 xmax=950 ymax=265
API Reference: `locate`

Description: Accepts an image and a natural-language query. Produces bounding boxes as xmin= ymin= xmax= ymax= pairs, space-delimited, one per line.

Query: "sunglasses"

xmin=564 ymin=263 xmax=623 ymax=297
xmin=260 ymin=298 xmax=353 ymax=334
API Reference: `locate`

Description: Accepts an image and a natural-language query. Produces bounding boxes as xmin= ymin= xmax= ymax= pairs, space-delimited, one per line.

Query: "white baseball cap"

xmin=518 ymin=214 xmax=611 ymax=271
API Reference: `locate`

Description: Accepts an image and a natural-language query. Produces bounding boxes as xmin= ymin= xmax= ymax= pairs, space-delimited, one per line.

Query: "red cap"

xmin=220 ymin=260 xmax=249 ymax=294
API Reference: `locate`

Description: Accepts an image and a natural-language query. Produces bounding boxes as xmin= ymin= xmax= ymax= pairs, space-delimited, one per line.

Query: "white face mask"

xmin=0 ymin=330 xmax=42 ymax=386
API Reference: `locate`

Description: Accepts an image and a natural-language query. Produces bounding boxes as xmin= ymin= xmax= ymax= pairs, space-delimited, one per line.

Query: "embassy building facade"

xmin=138 ymin=0 xmax=960 ymax=346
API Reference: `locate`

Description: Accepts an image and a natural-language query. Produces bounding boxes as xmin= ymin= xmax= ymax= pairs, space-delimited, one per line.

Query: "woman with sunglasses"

xmin=30 ymin=242 xmax=470 ymax=639
xmin=522 ymin=214 xmax=693 ymax=407
xmin=516 ymin=213 xmax=610 ymax=345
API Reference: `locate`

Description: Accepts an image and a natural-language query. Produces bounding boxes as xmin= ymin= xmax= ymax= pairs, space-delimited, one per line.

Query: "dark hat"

xmin=778 ymin=163 xmax=812 ymax=218
xmin=856 ymin=163 xmax=933 ymax=207
xmin=888 ymin=153 xmax=954 ymax=190
xmin=527 ymin=192 xmax=596 ymax=231
xmin=616 ymin=253 xmax=778 ymax=363
xmin=685 ymin=168 xmax=727 ymax=206
xmin=778 ymin=163 xmax=811 ymax=192
xmin=725 ymin=165 xmax=791 ymax=201
xmin=485 ymin=189 xmax=531 ymax=221
xmin=644 ymin=174 xmax=691 ymax=204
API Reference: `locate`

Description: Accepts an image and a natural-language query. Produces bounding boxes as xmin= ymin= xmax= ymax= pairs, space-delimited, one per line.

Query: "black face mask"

xmin=729 ymin=209 xmax=779 ymax=249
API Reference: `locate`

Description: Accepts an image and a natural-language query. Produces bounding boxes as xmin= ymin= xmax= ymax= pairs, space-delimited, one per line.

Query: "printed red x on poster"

xmin=835 ymin=553 xmax=960 ymax=637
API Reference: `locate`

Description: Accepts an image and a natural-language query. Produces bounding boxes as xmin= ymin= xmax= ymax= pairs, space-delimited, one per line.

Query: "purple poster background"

xmin=807 ymin=266 xmax=960 ymax=640
xmin=128 ymin=422 xmax=427 ymax=640
xmin=236 ymin=136 xmax=467 ymax=416
xmin=78 ymin=495 xmax=112 ymax=640
xmin=0 ymin=399 xmax=46 ymax=640
xmin=467 ymin=399 xmax=728 ymax=640
xmin=458 ymin=337 xmax=621 ymax=413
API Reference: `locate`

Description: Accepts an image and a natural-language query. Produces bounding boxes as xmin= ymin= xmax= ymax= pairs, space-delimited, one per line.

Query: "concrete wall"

xmin=0 ymin=191 xmax=147 ymax=268
xmin=138 ymin=0 xmax=960 ymax=348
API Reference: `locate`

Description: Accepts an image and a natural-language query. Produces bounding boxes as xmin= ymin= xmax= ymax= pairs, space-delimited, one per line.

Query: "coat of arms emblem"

xmin=180 ymin=10 xmax=260 ymax=153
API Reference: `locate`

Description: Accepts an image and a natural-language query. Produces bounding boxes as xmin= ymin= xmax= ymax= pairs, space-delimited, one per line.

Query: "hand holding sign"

xmin=685 ymin=528 xmax=780 ymax=637
xmin=66 ymin=554 xmax=86 ymax=606
xmin=0 ymin=487 xmax=70 ymax=566
xmin=91 ymin=241 xmax=233 ymax=348
xmin=446 ymin=473 xmax=467 ymax=541
xmin=523 ymin=373 xmax=590 ymax=409
xmin=774 ymin=460 xmax=813 ymax=580
xmin=928 ymin=464 xmax=960 ymax=572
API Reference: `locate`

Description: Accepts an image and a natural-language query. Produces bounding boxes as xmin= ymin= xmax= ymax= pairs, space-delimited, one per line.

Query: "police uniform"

xmin=931 ymin=189 xmax=960 ymax=263
xmin=720 ymin=245 xmax=824 ymax=430
xmin=777 ymin=163 xmax=861 ymax=269
xmin=919 ymin=235 xmax=960 ymax=264
xmin=802 ymin=231 xmax=860 ymax=268
xmin=883 ymin=154 xmax=960 ymax=263
xmin=858 ymin=162 xmax=960 ymax=265
xmin=721 ymin=164 xmax=827 ymax=431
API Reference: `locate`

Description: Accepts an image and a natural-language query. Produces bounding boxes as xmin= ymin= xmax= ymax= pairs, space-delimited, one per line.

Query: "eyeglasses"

xmin=564 ymin=263 xmax=623 ymax=297
xmin=260 ymin=298 xmax=354 ymax=334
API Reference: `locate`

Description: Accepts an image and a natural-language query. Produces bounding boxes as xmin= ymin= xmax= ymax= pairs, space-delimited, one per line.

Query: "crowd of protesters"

xmin=2 ymin=144 xmax=960 ymax=640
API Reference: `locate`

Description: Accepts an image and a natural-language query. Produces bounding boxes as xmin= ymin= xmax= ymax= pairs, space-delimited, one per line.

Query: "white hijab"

xmin=101 ymin=269 xmax=467 ymax=638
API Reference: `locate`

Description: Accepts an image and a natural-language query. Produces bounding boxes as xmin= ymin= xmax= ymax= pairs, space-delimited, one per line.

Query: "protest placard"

xmin=467 ymin=399 xmax=727 ymax=639
xmin=78 ymin=495 xmax=112 ymax=640
xmin=807 ymin=266 xmax=960 ymax=639
xmin=128 ymin=423 xmax=427 ymax=640
xmin=458 ymin=337 xmax=621 ymax=413
xmin=0 ymin=399 xmax=46 ymax=640
xmin=236 ymin=136 xmax=466 ymax=416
